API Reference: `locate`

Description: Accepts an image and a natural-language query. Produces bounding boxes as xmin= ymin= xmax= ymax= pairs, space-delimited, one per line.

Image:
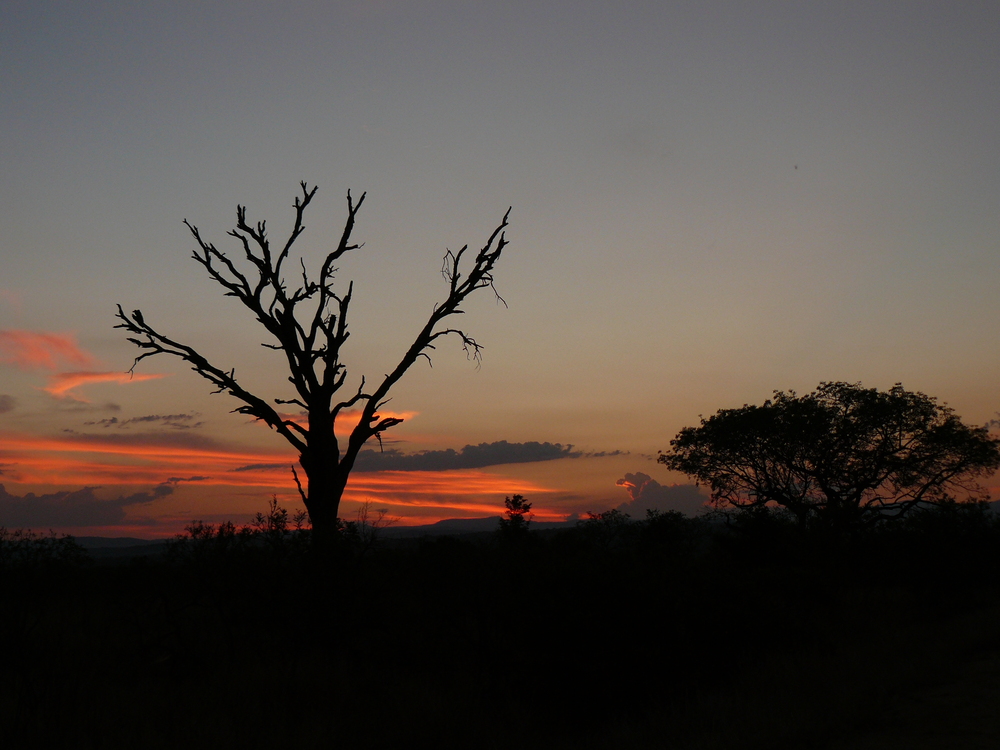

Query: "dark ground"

xmin=3 ymin=505 xmax=999 ymax=749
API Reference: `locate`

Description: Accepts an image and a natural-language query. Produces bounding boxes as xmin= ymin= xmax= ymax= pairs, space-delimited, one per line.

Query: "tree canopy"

xmin=497 ymin=494 xmax=533 ymax=542
xmin=659 ymin=382 xmax=1000 ymax=530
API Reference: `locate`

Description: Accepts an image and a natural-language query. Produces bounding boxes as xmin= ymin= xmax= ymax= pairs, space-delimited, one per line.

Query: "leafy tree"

xmin=659 ymin=382 xmax=1000 ymax=530
xmin=498 ymin=494 xmax=533 ymax=538
xmin=116 ymin=184 xmax=510 ymax=534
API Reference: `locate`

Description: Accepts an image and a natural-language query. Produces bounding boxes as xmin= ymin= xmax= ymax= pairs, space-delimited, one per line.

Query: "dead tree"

xmin=116 ymin=183 xmax=509 ymax=533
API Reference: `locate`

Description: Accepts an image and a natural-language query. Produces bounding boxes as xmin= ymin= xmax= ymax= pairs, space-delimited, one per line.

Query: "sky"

xmin=2 ymin=1 xmax=999 ymax=536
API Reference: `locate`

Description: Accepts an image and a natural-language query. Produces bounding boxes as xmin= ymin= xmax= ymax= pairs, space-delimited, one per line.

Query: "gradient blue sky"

xmin=2 ymin=1 xmax=999 ymax=535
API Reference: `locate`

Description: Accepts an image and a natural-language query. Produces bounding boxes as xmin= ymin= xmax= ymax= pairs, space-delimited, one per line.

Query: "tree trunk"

xmin=298 ymin=449 xmax=348 ymax=535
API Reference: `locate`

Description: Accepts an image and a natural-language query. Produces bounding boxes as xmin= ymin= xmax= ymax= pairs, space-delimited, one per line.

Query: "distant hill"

xmin=71 ymin=516 xmax=579 ymax=554
xmin=72 ymin=537 xmax=170 ymax=560
xmin=380 ymin=517 xmax=499 ymax=538
xmin=73 ymin=536 xmax=168 ymax=549
xmin=381 ymin=516 xmax=584 ymax=538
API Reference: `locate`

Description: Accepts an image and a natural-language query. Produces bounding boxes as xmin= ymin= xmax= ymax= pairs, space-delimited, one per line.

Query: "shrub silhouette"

xmin=0 ymin=527 xmax=87 ymax=573
xmin=577 ymin=508 xmax=633 ymax=549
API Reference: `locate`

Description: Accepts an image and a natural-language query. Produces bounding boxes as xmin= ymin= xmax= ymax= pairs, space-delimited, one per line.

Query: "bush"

xmin=0 ymin=527 xmax=87 ymax=573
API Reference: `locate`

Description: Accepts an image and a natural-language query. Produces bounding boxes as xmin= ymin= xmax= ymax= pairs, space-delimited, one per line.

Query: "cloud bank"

xmin=351 ymin=441 xmax=581 ymax=472
xmin=0 ymin=483 xmax=171 ymax=528
xmin=84 ymin=413 xmax=203 ymax=429
xmin=615 ymin=472 xmax=708 ymax=517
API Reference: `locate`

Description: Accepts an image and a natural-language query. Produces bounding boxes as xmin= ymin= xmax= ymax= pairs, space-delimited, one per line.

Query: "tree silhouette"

xmin=116 ymin=183 xmax=510 ymax=534
xmin=660 ymin=382 xmax=1000 ymax=531
xmin=498 ymin=494 xmax=533 ymax=539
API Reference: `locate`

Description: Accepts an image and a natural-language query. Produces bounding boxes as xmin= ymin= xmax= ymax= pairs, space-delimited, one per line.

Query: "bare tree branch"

xmin=117 ymin=186 xmax=510 ymax=531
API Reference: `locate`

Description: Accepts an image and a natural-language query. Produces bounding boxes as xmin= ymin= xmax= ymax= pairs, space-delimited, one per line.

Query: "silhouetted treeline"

xmin=4 ymin=502 xmax=1000 ymax=749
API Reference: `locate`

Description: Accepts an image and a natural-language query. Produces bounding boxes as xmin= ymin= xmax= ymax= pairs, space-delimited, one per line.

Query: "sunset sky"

xmin=2 ymin=1 xmax=999 ymax=536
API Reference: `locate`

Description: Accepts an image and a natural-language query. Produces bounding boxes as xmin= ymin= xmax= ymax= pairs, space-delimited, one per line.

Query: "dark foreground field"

xmin=3 ymin=506 xmax=1000 ymax=749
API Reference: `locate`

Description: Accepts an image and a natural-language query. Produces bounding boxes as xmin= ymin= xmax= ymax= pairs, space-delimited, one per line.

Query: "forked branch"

xmin=116 ymin=184 xmax=511 ymax=529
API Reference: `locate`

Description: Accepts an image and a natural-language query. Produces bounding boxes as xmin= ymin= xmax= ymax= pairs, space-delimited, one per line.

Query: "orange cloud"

xmin=0 ymin=431 xmax=556 ymax=526
xmin=43 ymin=371 xmax=165 ymax=401
xmin=276 ymin=408 xmax=420 ymax=436
xmin=0 ymin=433 xmax=545 ymax=490
xmin=0 ymin=330 xmax=96 ymax=370
xmin=0 ymin=433 xmax=290 ymax=482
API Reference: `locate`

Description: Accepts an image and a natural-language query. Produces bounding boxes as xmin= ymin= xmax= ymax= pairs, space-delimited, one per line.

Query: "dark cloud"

xmin=127 ymin=413 xmax=203 ymax=429
xmin=128 ymin=414 xmax=195 ymax=423
xmin=0 ymin=395 xmax=15 ymax=413
xmin=352 ymin=441 xmax=582 ymax=472
xmin=232 ymin=463 xmax=289 ymax=473
xmin=54 ymin=400 xmax=122 ymax=414
xmin=84 ymin=413 xmax=202 ymax=429
xmin=164 ymin=476 xmax=209 ymax=484
xmin=65 ymin=430 xmax=226 ymax=451
xmin=615 ymin=473 xmax=709 ymax=517
xmin=0 ymin=483 xmax=170 ymax=528
xmin=228 ymin=443 xmax=608 ymax=474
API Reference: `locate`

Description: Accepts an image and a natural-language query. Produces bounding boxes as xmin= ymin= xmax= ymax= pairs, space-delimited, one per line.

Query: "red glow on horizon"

xmin=0 ymin=431 xmax=560 ymax=531
xmin=0 ymin=329 xmax=96 ymax=370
